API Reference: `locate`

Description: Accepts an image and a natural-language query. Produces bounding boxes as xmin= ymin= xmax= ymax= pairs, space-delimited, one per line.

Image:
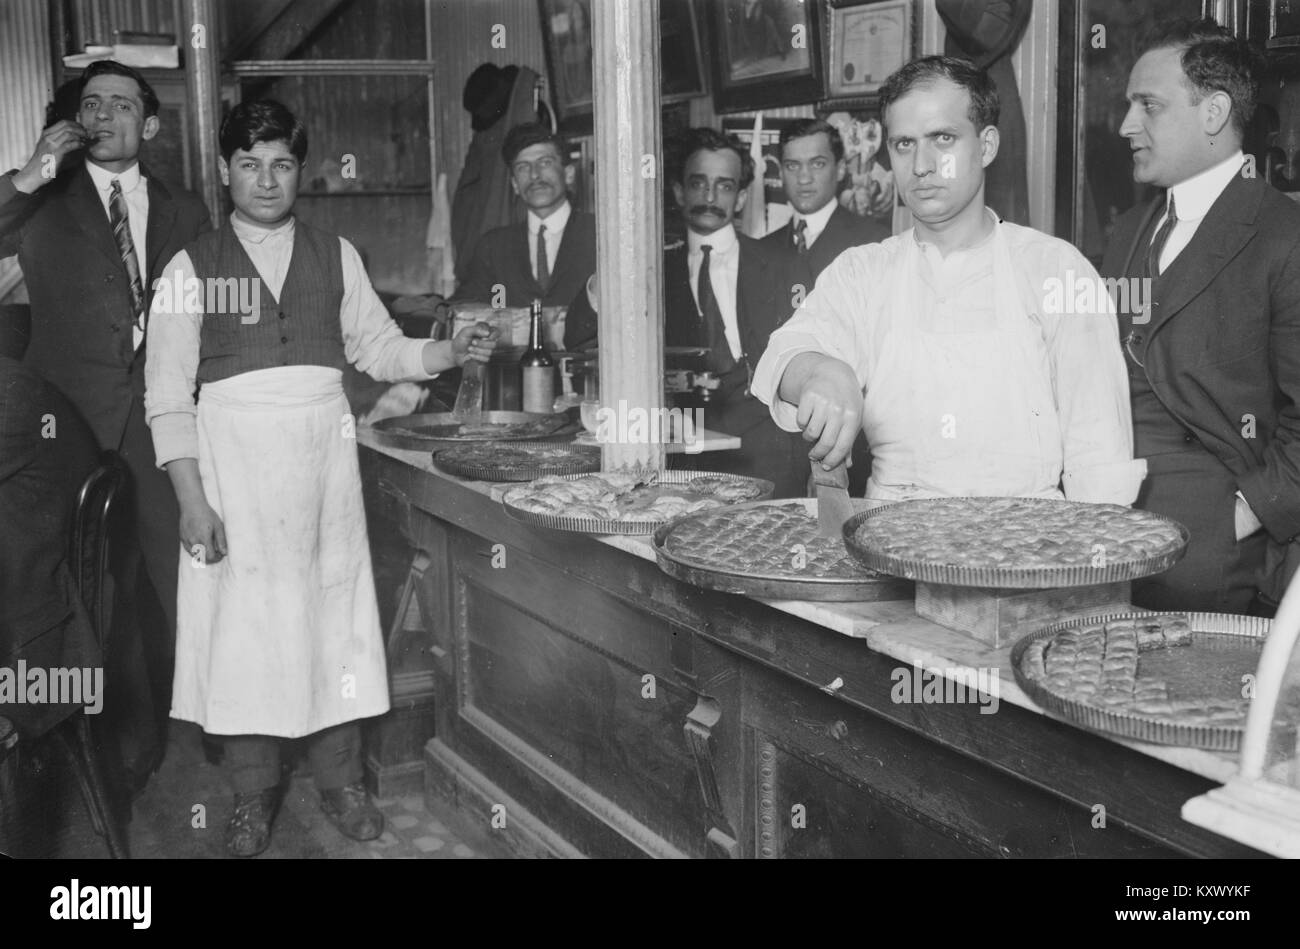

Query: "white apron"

xmin=861 ymin=221 xmax=1064 ymax=503
xmin=172 ymin=365 xmax=390 ymax=737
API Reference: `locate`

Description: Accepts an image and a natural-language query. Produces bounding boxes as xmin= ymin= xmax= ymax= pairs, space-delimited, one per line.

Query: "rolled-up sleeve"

xmin=338 ymin=237 xmax=437 ymax=382
xmin=144 ymin=249 xmax=203 ymax=468
xmin=751 ymin=250 xmax=873 ymax=431
xmin=1044 ymin=249 xmax=1146 ymax=504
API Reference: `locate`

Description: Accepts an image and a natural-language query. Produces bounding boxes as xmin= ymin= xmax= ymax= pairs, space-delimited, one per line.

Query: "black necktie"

xmin=1146 ymin=193 xmax=1177 ymax=279
xmin=536 ymin=223 xmax=551 ymax=294
xmin=110 ymin=179 xmax=146 ymax=331
xmin=793 ymin=218 xmax=808 ymax=255
xmin=697 ymin=244 xmax=735 ymax=374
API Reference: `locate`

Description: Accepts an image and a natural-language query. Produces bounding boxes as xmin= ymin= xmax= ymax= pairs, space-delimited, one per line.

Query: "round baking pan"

xmin=502 ymin=470 xmax=773 ymax=535
xmin=843 ymin=497 xmax=1189 ymax=589
xmin=1010 ymin=611 xmax=1271 ymax=751
xmin=368 ymin=411 xmax=580 ymax=451
xmin=432 ymin=441 xmax=601 ymax=481
xmin=654 ymin=499 xmax=913 ymax=602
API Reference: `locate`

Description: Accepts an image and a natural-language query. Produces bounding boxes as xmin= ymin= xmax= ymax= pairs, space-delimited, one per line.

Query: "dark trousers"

xmin=224 ymin=722 xmax=363 ymax=795
xmin=102 ymin=397 xmax=180 ymax=775
xmin=1132 ymin=449 xmax=1268 ymax=614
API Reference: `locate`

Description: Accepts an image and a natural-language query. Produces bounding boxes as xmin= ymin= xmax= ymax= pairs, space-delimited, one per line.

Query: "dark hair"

xmin=669 ymin=127 xmax=755 ymax=189
xmin=219 ymin=99 xmax=308 ymax=163
xmin=779 ymin=118 xmax=844 ymax=162
xmin=877 ymin=55 xmax=1000 ymax=134
xmin=78 ymin=60 xmax=160 ymax=118
xmin=502 ymin=122 xmax=569 ymax=167
xmin=1139 ymin=17 xmax=1264 ymax=140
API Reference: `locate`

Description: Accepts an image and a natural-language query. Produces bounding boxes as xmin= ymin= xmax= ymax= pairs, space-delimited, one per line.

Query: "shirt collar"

xmin=687 ymin=222 xmax=738 ymax=256
xmin=86 ymin=160 xmax=143 ymax=196
xmin=529 ymin=200 xmax=571 ymax=234
xmin=1168 ymin=150 xmax=1245 ymax=222
xmin=230 ymin=211 xmax=295 ymax=245
xmin=793 ymin=199 xmax=837 ymax=237
xmin=912 ymin=207 xmax=999 ymax=255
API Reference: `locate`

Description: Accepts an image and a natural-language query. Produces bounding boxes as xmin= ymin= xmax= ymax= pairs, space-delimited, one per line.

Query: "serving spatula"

xmin=450 ymin=359 xmax=485 ymax=424
xmin=813 ymin=459 xmax=854 ymax=538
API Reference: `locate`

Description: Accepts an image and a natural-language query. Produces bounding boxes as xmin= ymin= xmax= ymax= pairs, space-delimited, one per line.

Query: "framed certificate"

xmin=824 ymin=0 xmax=914 ymax=106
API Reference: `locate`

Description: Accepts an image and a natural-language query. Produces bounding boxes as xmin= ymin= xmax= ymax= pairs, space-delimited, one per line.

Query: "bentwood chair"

xmin=50 ymin=450 xmax=131 ymax=858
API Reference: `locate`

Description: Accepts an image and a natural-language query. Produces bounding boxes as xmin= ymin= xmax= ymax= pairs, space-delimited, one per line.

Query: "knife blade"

xmin=813 ymin=459 xmax=853 ymax=538
xmin=450 ymin=359 xmax=486 ymax=423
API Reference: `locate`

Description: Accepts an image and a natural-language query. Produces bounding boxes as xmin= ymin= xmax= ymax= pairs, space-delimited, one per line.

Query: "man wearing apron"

xmin=752 ymin=56 xmax=1144 ymax=506
xmin=144 ymin=101 xmax=496 ymax=857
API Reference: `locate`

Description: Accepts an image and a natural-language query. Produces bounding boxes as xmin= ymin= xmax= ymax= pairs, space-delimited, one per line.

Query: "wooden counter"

xmin=358 ymin=428 xmax=1267 ymax=858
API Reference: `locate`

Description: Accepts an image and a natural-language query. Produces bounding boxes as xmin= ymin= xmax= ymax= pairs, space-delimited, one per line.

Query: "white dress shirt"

xmin=86 ymin=160 xmax=148 ymax=350
xmin=752 ymin=215 xmax=1143 ymax=503
xmin=145 ymin=213 xmax=437 ymax=467
xmin=791 ymin=198 xmax=837 ymax=249
xmin=529 ymin=199 xmax=571 ymax=283
xmin=686 ymin=223 xmax=743 ymax=359
xmin=1153 ymin=149 xmax=1245 ymax=273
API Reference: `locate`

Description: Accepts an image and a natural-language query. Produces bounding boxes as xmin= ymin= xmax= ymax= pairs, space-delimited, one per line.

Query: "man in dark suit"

xmin=762 ymin=118 xmax=891 ymax=283
xmin=0 ymin=61 xmax=211 ymax=783
xmin=1101 ymin=19 xmax=1300 ymax=614
xmin=762 ymin=118 xmax=890 ymax=496
xmin=566 ymin=128 xmax=806 ymax=496
xmin=453 ymin=122 xmax=595 ymax=309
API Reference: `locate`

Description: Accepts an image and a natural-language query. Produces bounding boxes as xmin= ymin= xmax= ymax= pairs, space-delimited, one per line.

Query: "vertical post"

xmin=591 ymin=0 xmax=665 ymax=470
xmin=183 ymin=0 xmax=222 ymax=220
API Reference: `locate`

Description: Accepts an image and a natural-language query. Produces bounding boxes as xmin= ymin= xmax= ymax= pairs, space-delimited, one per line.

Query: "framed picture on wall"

xmin=539 ymin=0 xmax=595 ymax=132
xmin=662 ymin=0 xmax=710 ymax=102
xmin=823 ymin=0 xmax=914 ymax=107
xmin=540 ymin=0 xmax=711 ymax=133
xmin=815 ymin=103 xmax=896 ymax=226
xmin=709 ymin=0 xmax=825 ymax=113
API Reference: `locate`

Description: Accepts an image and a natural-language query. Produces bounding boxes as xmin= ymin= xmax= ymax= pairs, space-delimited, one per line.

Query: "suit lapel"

xmin=512 ymin=222 xmax=539 ymax=298
xmin=1150 ymin=175 xmax=1260 ymax=333
xmin=1118 ymin=197 xmax=1162 ymax=278
xmin=64 ymin=168 xmax=122 ymax=269
xmin=144 ymin=173 xmax=179 ymax=283
xmin=549 ymin=211 xmax=585 ymax=291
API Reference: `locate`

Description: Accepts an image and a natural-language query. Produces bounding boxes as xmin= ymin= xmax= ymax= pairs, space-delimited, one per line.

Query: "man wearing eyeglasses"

xmin=454 ymin=122 xmax=595 ymax=310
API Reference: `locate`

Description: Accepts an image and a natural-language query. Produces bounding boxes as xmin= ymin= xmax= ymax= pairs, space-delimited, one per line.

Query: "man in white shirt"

xmin=1101 ymin=19 xmax=1300 ymax=614
xmin=752 ymin=56 xmax=1142 ymax=505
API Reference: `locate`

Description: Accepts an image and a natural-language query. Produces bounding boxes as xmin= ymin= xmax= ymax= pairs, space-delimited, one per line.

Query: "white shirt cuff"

xmin=1062 ymin=459 xmax=1147 ymax=506
xmin=150 ymin=412 xmax=199 ymax=470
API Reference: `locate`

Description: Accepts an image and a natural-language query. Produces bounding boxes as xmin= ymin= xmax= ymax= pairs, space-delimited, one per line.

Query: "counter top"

xmin=358 ymin=426 xmax=1241 ymax=787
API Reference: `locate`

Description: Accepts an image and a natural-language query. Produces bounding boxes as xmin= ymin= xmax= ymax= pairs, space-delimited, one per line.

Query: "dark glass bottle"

xmin=521 ymin=300 xmax=554 ymax=414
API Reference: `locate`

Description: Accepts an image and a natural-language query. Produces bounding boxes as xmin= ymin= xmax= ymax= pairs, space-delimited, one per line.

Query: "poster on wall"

xmin=816 ymin=106 xmax=896 ymax=225
xmin=824 ymin=0 xmax=914 ymax=104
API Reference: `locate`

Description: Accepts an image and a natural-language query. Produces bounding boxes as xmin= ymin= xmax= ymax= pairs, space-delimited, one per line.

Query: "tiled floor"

xmin=2 ymin=720 xmax=513 ymax=860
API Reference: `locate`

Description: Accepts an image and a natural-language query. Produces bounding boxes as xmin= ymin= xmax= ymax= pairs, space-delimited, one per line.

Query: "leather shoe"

xmin=227 ymin=788 xmax=279 ymax=858
xmin=319 ymin=783 xmax=383 ymax=841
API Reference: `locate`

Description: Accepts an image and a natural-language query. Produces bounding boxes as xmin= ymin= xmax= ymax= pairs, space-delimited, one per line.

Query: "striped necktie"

xmin=109 ymin=178 xmax=146 ymax=330
xmin=1146 ymin=193 xmax=1177 ymax=279
xmin=793 ymin=218 xmax=808 ymax=255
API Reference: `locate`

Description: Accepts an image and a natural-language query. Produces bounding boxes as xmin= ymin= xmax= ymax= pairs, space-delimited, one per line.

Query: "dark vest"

xmin=188 ymin=219 xmax=346 ymax=385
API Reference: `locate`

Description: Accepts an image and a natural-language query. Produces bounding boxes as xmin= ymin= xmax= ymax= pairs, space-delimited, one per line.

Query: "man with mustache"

xmin=1101 ymin=19 xmax=1300 ymax=614
xmin=454 ymin=122 xmax=595 ymax=309
xmin=564 ymin=128 xmax=806 ymax=495
xmin=752 ymin=57 xmax=1142 ymax=506
xmin=0 ymin=60 xmax=211 ymax=792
